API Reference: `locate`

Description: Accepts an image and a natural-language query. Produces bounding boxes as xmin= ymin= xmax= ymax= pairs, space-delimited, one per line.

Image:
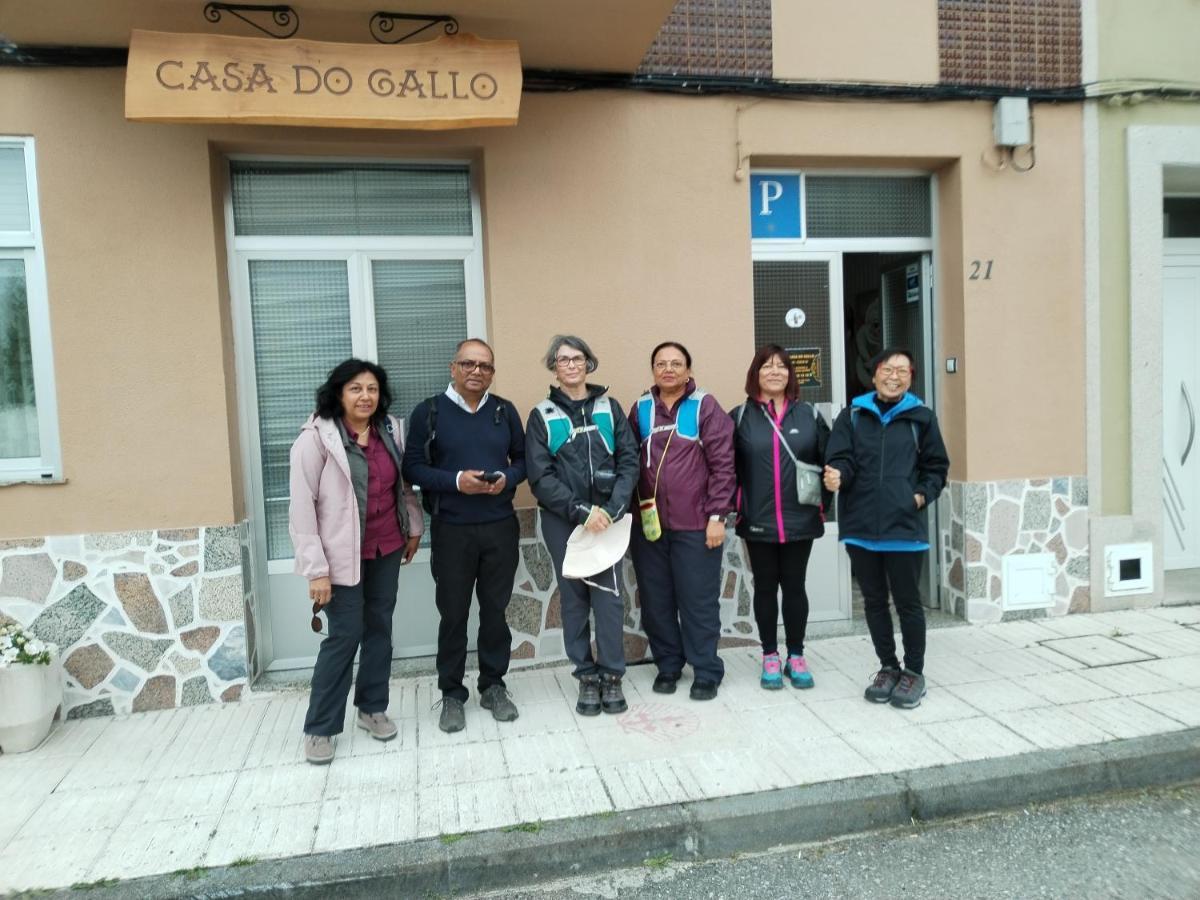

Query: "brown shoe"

xmin=356 ymin=711 xmax=398 ymax=741
xmin=304 ymin=734 xmax=334 ymax=765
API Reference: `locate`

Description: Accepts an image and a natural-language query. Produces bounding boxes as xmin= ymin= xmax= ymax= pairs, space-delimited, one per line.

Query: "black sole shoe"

xmin=689 ymin=680 xmax=718 ymax=701
xmin=652 ymin=674 xmax=680 ymax=694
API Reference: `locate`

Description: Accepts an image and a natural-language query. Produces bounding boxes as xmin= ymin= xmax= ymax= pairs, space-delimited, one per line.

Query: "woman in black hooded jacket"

xmin=731 ymin=344 xmax=830 ymax=692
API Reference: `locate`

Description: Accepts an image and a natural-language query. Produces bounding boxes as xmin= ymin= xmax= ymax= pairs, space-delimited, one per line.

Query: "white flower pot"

xmin=0 ymin=659 xmax=63 ymax=753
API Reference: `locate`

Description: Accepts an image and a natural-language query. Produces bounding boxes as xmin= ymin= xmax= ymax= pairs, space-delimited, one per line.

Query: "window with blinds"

xmin=0 ymin=147 xmax=31 ymax=234
xmin=230 ymin=162 xmax=473 ymax=237
xmin=231 ymin=160 xmax=475 ymax=560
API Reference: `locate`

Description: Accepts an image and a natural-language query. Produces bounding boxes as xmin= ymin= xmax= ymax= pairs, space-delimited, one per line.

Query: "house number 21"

xmin=969 ymin=259 xmax=994 ymax=280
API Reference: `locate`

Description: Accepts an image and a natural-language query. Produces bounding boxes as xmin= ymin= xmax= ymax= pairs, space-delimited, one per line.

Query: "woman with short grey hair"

xmin=526 ymin=335 xmax=638 ymax=716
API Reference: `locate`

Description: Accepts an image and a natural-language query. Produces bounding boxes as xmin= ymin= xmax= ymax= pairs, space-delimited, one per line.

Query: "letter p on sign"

xmin=749 ymin=174 xmax=802 ymax=239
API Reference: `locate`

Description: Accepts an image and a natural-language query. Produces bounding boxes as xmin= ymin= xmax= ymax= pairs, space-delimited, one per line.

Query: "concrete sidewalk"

xmin=2 ymin=606 xmax=1200 ymax=895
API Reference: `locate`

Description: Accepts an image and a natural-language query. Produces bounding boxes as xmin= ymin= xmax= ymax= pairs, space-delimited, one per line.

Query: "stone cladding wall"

xmin=0 ymin=511 xmax=766 ymax=718
xmin=940 ymin=476 xmax=1089 ymax=623
xmin=0 ymin=526 xmax=250 ymax=718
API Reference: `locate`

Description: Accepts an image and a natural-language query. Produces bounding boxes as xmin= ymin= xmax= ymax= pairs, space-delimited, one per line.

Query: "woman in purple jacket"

xmin=629 ymin=341 xmax=736 ymax=700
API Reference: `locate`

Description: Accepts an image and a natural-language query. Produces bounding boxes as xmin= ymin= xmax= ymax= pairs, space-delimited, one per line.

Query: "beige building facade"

xmin=0 ymin=1 xmax=1098 ymax=717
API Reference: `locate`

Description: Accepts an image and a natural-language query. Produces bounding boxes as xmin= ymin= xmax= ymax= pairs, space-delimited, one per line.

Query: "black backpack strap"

xmin=489 ymin=393 xmax=514 ymax=428
xmin=422 ymin=395 xmax=440 ymax=465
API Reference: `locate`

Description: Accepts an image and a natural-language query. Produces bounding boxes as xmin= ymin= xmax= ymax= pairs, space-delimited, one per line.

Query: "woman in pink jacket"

xmin=289 ymin=359 xmax=422 ymax=765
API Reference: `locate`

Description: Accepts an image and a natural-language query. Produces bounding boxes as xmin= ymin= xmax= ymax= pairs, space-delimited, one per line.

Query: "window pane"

xmin=231 ymin=162 xmax=473 ymax=237
xmin=0 ymin=258 xmax=39 ymax=459
xmin=752 ymin=259 xmax=836 ymax=521
xmin=0 ymin=148 xmax=32 ymax=233
xmin=372 ymin=259 xmax=468 ymax=548
xmin=806 ymin=175 xmax=931 ymax=238
xmin=249 ymin=259 xmax=352 ymax=560
xmin=372 ymin=259 xmax=468 ymax=416
xmin=753 ymin=260 xmax=832 ymax=405
xmin=1165 ymin=197 xmax=1200 ymax=238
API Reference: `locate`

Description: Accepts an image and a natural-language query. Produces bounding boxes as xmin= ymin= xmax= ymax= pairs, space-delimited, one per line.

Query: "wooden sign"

xmin=125 ymin=29 xmax=522 ymax=130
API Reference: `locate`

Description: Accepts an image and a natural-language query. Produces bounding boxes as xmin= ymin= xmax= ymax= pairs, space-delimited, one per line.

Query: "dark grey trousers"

xmin=304 ymin=549 xmax=403 ymax=736
xmin=540 ymin=510 xmax=627 ymax=678
xmin=631 ymin=527 xmax=725 ymax=685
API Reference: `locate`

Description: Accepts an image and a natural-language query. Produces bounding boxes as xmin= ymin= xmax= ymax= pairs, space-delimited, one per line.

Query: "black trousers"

xmin=846 ymin=545 xmax=926 ymax=675
xmin=745 ymin=539 xmax=814 ymax=657
xmin=431 ymin=516 xmax=520 ymax=702
xmin=631 ymin=527 xmax=725 ymax=685
xmin=304 ymin=549 xmax=403 ymax=736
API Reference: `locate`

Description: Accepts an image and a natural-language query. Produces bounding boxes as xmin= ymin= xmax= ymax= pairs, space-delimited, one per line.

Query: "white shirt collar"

xmin=444 ymin=382 xmax=490 ymax=414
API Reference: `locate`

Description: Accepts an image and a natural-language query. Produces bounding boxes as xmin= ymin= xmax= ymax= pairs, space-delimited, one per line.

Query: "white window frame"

xmin=0 ymin=137 xmax=61 ymax=483
xmin=223 ymin=156 xmax=487 ymax=576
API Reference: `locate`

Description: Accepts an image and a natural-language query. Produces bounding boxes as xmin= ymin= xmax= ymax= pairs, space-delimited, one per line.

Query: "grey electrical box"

xmin=993 ymin=97 xmax=1031 ymax=147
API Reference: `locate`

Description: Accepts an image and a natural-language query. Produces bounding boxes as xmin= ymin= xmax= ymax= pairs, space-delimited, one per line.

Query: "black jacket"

xmin=731 ymin=398 xmax=829 ymax=543
xmin=526 ymin=384 xmax=638 ymax=525
xmin=824 ymin=393 xmax=950 ymax=544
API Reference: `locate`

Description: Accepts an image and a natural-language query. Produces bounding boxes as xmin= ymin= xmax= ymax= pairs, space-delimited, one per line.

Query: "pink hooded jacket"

xmin=289 ymin=414 xmax=423 ymax=587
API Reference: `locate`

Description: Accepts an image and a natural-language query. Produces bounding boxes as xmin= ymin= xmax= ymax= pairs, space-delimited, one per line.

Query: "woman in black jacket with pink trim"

xmin=731 ymin=344 xmax=829 ymax=691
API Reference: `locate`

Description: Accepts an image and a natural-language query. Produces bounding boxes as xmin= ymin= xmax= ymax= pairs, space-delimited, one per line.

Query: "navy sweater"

xmin=401 ymin=393 xmax=527 ymax=525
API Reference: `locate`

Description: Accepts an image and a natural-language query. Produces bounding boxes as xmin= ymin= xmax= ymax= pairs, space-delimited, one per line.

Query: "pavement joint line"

xmin=22 ymin=726 xmax=1200 ymax=900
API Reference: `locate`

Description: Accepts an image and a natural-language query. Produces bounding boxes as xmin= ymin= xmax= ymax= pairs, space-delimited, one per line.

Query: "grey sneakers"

xmin=356 ymin=710 xmax=398 ymax=741
xmin=480 ymin=685 xmax=519 ymax=722
xmin=304 ymin=734 xmax=334 ymax=765
xmin=864 ymin=667 xmax=902 ymax=703
xmin=599 ymin=674 xmax=628 ymax=715
xmin=576 ymin=675 xmax=602 ymax=716
xmin=438 ymin=697 xmax=466 ymax=733
xmin=890 ymin=670 xmax=927 ymax=709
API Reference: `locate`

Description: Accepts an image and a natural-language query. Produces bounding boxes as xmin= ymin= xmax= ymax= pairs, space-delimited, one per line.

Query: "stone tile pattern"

xmin=638 ymin=0 xmax=773 ymax=79
xmin=941 ymin=477 xmax=1089 ymax=624
xmin=0 ymin=526 xmax=248 ymax=718
xmin=509 ymin=509 xmax=758 ymax=674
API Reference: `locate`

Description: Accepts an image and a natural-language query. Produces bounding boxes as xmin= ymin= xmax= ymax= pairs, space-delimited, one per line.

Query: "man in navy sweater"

xmin=403 ymin=339 xmax=527 ymax=734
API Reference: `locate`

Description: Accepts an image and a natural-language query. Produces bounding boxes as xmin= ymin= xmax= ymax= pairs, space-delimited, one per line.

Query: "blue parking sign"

xmin=750 ymin=174 xmax=802 ymax=239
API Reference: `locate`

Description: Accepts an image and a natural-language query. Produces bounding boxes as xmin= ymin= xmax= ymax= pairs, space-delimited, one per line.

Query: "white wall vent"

xmin=1002 ymin=553 xmax=1055 ymax=611
xmin=1104 ymin=542 xmax=1154 ymax=596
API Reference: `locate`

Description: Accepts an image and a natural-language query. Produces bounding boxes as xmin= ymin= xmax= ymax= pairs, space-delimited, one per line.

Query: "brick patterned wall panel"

xmin=639 ymin=0 xmax=772 ymax=78
xmin=939 ymin=0 xmax=1081 ymax=88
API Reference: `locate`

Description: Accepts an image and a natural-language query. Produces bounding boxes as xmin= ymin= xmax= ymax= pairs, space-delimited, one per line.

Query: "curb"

xmin=26 ymin=726 xmax=1200 ymax=899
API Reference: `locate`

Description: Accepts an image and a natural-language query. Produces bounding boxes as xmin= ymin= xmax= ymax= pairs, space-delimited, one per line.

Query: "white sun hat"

xmin=562 ymin=513 xmax=632 ymax=591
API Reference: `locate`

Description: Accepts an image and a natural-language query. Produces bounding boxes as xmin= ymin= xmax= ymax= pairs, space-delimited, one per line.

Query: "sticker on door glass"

xmin=785 ymin=307 xmax=806 ymax=328
xmin=787 ymin=347 xmax=822 ymax=387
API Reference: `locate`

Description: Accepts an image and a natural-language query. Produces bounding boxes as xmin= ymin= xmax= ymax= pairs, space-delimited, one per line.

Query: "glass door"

xmin=234 ymin=251 xmax=480 ymax=669
xmin=750 ymin=250 xmax=850 ymax=622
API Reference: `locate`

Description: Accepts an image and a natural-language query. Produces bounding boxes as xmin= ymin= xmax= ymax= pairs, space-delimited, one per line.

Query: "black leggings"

xmin=745 ymin=539 xmax=814 ymax=657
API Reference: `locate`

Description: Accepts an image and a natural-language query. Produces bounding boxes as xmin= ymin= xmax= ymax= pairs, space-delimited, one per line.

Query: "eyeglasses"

xmin=455 ymin=360 xmax=495 ymax=374
xmin=878 ymin=366 xmax=912 ymax=378
xmin=555 ymin=355 xmax=587 ymax=369
xmin=310 ymin=602 xmax=326 ymax=636
xmin=653 ymin=360 xmax=687 ymax=372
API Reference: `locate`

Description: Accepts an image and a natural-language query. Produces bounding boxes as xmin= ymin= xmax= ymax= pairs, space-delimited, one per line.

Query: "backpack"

xmin=536 ymin=395 xmax=615 ymax=456
xmin=636 ymin=390 xmax=707 ymax=443
xmin=420 ymin=392 xmax=513 ymax=515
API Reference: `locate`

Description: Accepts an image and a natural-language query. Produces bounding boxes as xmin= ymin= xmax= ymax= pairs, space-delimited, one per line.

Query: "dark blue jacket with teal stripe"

xmin=824 ymin=392 xmax=950 ymax=545
xmin=526 ymin=384 xmax=638 ymax=525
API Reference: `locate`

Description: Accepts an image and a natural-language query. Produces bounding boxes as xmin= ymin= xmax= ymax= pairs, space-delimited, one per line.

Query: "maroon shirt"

xmin=347 ymin=423 xmax=406 ymax=559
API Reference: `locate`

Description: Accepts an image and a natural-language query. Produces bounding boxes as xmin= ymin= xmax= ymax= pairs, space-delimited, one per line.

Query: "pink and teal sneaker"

xmin=784 ymin=655 xmax=814 ymax=689
xmin=760 ymin=652 xmax=783 ymax=690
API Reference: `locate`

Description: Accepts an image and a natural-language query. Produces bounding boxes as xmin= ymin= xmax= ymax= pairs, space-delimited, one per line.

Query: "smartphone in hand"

xmin=479 ymin=471 xmax=503 ymax=484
